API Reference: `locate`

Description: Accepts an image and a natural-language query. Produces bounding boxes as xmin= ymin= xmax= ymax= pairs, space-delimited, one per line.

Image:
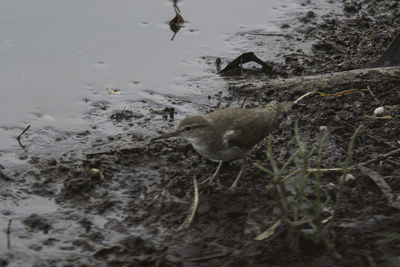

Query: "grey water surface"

xmin=0 ymin=0 xmax=307 ymax=165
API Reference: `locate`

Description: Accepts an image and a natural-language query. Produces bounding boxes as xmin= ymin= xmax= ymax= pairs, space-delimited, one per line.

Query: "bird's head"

xmin=151 ymin=116 xmax=212 ymax=142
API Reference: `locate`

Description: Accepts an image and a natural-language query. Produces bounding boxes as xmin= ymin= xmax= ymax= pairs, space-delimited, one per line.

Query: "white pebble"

xmin=344 ymin=174 xmax=356 ymax=182
xmin=373 ymin=106 xmax=384 ymax=115
xmin=319 ymin=126 xmax=328 ymax=131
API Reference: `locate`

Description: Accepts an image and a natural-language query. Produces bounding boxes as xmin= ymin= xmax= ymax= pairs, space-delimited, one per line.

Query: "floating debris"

xmin=107 ymin=88 xmax=121 ymax=95
xmin=85 ymin=164 xmax=105 ymax=180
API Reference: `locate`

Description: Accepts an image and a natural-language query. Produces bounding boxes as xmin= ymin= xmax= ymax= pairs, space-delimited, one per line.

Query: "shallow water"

xmin=0 ymin=0 xmax=309 ymax=163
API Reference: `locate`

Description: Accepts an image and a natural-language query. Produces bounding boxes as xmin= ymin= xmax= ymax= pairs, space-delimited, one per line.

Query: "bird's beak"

xmin=151 ymin=130 xmax=180 ymax=141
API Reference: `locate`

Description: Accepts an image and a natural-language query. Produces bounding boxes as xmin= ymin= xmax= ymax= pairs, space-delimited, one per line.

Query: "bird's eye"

xmin=184 ymin=126 xmax=192 ymax=131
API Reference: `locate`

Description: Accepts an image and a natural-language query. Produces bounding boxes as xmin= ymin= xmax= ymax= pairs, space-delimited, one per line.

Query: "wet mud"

xmin=2 ymin=0 xmax=400 ymax=266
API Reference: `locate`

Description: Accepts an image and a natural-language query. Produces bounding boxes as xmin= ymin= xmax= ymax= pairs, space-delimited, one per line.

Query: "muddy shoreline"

xmin=2 ymin=0 xmax=400 ymax=266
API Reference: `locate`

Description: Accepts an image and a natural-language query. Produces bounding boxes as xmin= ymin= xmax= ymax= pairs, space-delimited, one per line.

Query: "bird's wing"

xmin=227 ymin=112 xmax=273 ymax=149
xmin=208 ymin=108 xmax=276 ymax=150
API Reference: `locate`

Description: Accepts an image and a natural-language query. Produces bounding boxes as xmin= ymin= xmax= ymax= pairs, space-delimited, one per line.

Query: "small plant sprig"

xmin=255 ymin=120 xmax=362 ymax=259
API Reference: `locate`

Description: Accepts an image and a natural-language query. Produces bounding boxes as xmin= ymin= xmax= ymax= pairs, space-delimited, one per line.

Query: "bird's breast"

xmin=189 ymin=138 xmax=248 ymax=161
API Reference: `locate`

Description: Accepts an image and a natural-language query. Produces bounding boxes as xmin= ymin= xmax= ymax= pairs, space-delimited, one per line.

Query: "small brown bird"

xmin=152 ymin=101 xmax=291 ymax=190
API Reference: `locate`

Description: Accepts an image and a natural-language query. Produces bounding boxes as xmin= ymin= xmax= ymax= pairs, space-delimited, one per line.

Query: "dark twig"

xmin=17 ymin=125 xmax=30 ymax=149
xmin=362 ymin=86 xmax=400 ymax=103
xmin=374 ymin=85 xmax=400 ymax=101
xmin=219 ymin=52 xmax=273 ymax=74
xmin=246 ymin=33 xmax=285 ymax=37
xmin=240 ymin=97 xmax=248 ymax=109
xmin=7 ymin=219 xmax=12 ymax=249
xmin=358 ymin=147 xmax=400 ymax=166
xmin=358 ymin=165 xmax=400 ymax=209
xmin=313 ymin=35 xmax=346 ymax=54
xmin=187 ymin=252 xmax=230 ymax=262
xmin=284 ymin=52 xmax=313 ymax=58
xmin=169 ymin=107 xmax=175 ymax=120
xmin=215 ymin=58 xmax=221 ymax=73
xmin=366 ymin=86 xmax=380 ymax=104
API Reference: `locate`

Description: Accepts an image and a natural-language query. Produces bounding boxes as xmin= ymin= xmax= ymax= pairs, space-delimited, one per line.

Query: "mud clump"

xmin=23 ymin=214 xmax=52 ymax=234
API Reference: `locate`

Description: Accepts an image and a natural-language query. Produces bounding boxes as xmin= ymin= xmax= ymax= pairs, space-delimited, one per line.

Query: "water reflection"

xmin=169 ymin=2 xmax=184 ymax=41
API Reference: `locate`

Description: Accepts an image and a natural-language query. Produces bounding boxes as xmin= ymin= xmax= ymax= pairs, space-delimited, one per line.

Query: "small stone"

xmin=46 ymin=158 xmax=57 ymax=166
xmin=373 ymin=106 xmax=384 ymax=115
xmin=306 ymin=11 xmax=315 ymax=18
xmin=344 ymin=174 xmax=356 ymax=182
xmin=23 ymin=213 xmax=52 ymax=233
xmin=29 ymin=244 xmax=42 ymax=251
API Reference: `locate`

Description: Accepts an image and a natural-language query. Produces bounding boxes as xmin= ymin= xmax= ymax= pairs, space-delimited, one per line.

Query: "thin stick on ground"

xmin=16 ymin=125 xmax=31 ymax=149
xmin=240 ymin=97 xmax=248 ymax=108
xmin=313 ymin=35 xmax=346 ymax=54
xmin=359 ymin=165 xmax=400 ymax=210
xmin=179 ymin=176 xmax=199 ymax=230
xmin=306 ymin=167 xmax=353 ymax=172
xmin=294 ymin=91 xmax=317 ymax=104
xmin=366 ymin=85 xmax=380 ymax=104
xmin=187 ymin=252 xmax=230 ymax=262
xmin=373 ymin=85 xmax=400 ymax=101
xmin=7 ymin=219 xmax=12 ymax=249
xmin=359 ymin=147 xmax=400 ymax=166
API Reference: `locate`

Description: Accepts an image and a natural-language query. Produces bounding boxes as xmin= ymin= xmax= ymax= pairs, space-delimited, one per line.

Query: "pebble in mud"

xmin=23 ymin=213 xmax=52 ymax=233
xmin=28 ymin=244 xmax=42 ymax=251
xmin=46 ymin=158 xmax=57 ymax=166
xmin=373 ymin=106 xmax=384 ymax=115
xmin=76 ymin=130 xmax=90 ymax=137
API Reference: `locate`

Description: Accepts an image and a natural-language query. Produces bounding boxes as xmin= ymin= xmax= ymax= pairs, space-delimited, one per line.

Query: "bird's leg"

xmin=200 ymin=160 xmax=223 ymax=185
xmin=229 ymin=158 xmax=247 ymax=191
